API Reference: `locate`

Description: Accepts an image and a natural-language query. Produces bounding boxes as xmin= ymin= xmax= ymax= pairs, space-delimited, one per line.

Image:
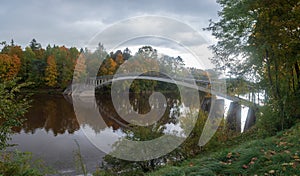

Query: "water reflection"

xmin=13 ymin=84 xmax=206 ymax=138
xmin=10 ymin=81 xmax=208 ymax=173
xmin=13 ymin=94 xmax=80 ymax=136
xmin=10 ymin=94 xmax=105 ymax=175
xmin=95 ymin=86 xmax=182 ymax=131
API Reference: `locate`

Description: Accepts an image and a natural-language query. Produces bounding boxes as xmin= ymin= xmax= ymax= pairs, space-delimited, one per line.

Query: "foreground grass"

xmin=148 ymin=123 xmax=300 ymax=176
xmin=0 ymin=151 xmax=53 ymax=176
xmin=1 ymin=123 xmax=299 ymax=175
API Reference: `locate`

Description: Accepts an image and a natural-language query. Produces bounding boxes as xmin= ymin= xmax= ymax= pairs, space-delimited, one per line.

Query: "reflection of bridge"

xmin=85 ymin=74 xmax=257 ymax=132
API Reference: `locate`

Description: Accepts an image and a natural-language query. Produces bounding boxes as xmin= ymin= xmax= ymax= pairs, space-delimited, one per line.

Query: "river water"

xmin=9 ymin=84 xmax=252 ymax=175
xmin=10 ymin=94 xmax=106 ymax=175
xmin=10 ymin=82 xmax=197 ymax=175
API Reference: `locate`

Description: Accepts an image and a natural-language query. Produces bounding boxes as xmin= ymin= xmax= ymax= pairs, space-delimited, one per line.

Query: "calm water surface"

xmin=11 ymin=94 xmax=105 ymax=175
xmin=10 ymin=84 xmax=203 ymax=175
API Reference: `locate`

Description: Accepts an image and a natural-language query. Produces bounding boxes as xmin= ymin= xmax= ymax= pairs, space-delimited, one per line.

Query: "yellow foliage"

xmin=45 ymin=55 xmax=58 ymax=87
xmin=0 ymin=54 xmax=21 ymax=81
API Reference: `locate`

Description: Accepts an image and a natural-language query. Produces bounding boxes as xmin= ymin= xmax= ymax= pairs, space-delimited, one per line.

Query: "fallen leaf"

xmin=279 ymin=142 xmax=287 ymax=146
xmin=227 ymin=152 xmax=232 ymax=158
xmin=269 ymin=170 xmax=275 ymax=174
xmin=293 ymin=155 xmax=299 ymax=159
xmin=292 ymin=162 xmax=297 ymax=169
xmin=252 ymin=157 xmax=258 ymax=161
xmin=242 ymin=164 xmax=248 ymax=169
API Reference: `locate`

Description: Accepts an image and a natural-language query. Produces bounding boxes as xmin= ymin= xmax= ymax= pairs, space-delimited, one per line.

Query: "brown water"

xmin=10 ymin=94 xmax=105 ymax=175
xmin=10 ymin=83 xmax=204 ymax=175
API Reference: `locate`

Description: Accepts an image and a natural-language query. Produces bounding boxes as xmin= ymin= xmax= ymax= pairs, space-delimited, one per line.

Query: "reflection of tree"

xmin=94 ymin=81 xmax=183 ymax=131
xmin=13 ymin=95 xmax=79 ymax=136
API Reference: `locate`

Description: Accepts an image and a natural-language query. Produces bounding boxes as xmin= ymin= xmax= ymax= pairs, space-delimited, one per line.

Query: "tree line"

xmin=0 ymin=39 xmax=210 ymax=90
xmin=0 ymin=39 xmax=79 ymax=88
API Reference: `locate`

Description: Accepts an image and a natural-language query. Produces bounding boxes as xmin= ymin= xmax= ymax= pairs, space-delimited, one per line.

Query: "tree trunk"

xmin=295 ymin=62 xmax=300 ymax=90
xmin=273 ymin=50 xmax=284 ymax=130
xmin=265 ymin=49 xmax=274 ymax=96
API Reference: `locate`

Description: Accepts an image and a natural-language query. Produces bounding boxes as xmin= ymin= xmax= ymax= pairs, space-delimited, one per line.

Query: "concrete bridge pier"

xmin=200 ymin=97 xmax=211 ymax=112
xmin=243 ymin=107 xmax=256 ymax=132
xmin=226 ymin=101 xmax=241 ymax=132
xmin=211 ymin=99 xmax=225 ymax=119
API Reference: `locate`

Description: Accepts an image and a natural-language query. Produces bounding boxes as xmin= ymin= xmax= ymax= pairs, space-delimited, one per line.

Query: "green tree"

xmin=21 ymin=47 xmax=36 ymax=80
xmin=206 ymin=0 xmax=300 ymax=132
xmin=29 ymin=39 xmax=41 ymax=51
xmin=0 ymin=79 xmax=31 ymax=149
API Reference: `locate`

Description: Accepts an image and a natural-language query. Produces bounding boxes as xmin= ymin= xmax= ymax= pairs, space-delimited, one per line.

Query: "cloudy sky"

xmin=1 ymin=0 xmax=221 ymax=68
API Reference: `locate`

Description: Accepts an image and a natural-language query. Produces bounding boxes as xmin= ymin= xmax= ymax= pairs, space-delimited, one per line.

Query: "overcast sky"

xmin=1 ymin=0 xmax=221 ymax=68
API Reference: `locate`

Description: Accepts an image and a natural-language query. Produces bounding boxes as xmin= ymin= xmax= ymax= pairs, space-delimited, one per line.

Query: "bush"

xmin=0 ymin=151 xmax=44 ymax=176
xmin=0 ymin=78 xmax=31 ymax=149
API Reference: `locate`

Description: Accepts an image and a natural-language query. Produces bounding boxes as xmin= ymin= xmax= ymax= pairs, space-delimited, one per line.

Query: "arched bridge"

xmin=84 ymin=74 xmax=258 ymax=132
xmin=87 ymin=74 xmax=251 ymax=104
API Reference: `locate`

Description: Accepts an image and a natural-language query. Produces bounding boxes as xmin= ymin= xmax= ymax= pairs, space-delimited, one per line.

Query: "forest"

xmin=0 ymin=0 xmax=299 ymax=175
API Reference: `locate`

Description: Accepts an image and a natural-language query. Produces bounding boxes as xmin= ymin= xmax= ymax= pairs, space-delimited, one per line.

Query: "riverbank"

xmin=91 ymin=122 xmax=300 ymax=175
xmin=2 ymin=122 xmax=300 ymax=175
xmin=147 ymin=122 xmax=300 ymax=176
xmin=22 ymin=88 xmax=65 ymax=95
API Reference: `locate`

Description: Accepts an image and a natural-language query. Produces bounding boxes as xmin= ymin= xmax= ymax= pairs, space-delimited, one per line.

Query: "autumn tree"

xmin=98 ymin=57 xmax=118 ymax=76
xmin=0 ymin=54 xmax=21 ymax=81
xmin=45 ymin=55 xmax=58 ymax=87
xmin=207 ymin=0 xmax=300 ymax=132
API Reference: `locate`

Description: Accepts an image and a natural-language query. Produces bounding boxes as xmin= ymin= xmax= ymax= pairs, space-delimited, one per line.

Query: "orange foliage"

xmin=0 ymin=54 xmax=21 ymax=81
xmin=99 ymin=58 xmax=118 ymax=75
xmin=115 ymin=53 xmax=124 ymax=65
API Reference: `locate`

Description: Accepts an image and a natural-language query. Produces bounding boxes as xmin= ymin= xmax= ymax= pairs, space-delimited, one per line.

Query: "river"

xmin=10 ymin=83 xmax=196 ymax=175
xmin=10 ymin=94 xmax=106 ymax=175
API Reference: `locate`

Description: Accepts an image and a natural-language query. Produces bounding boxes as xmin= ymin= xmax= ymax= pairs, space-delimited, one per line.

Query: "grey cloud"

xmin=0 ymin=0 xmax=220 ymax=49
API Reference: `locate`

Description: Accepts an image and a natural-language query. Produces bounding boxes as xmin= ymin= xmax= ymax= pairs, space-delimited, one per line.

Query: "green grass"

xmin=0 ymin=151 xmax=53 ymax=176
xmin=148 ymin=123 xmax=300 ymax=176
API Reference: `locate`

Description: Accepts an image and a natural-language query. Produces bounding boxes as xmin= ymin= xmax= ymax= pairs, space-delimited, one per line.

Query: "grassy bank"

xmin=148 ymin=123 xmax=300 ymax=176
xmin=1 ymin=123 xmax=299 ymax=175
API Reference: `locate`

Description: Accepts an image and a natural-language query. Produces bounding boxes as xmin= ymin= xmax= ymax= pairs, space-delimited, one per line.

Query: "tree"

xmin=29 ymin=39 xmax=41 ymax=51
xmin=85 ymin=44 xmax=107 ymax=77
xmin=206 ymin=0 xmax=300 ymax=132
xmin=98 ymin=57 xmax=117 ymax=75
xmin=18 ymin=47 xmax=35 ymax=81
xmin=0 ymin=79 xmax=31 ymax=149
xmin=114 ymin=50 xmax=124 ymax=65
xmin=138 ymin=46 xmax=158 ymax=59
xmin=0 ymin=54 xmax=21 ymax=81
xmin=45 ymin=55 xmax=58 ymax=87
xmin=28 ymin=59 xmax=46 ymax=87
xmin=73 ymin=54 xmax=87 ymax=82
xmin=123 ymin=47 xmax=132 ymax=60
